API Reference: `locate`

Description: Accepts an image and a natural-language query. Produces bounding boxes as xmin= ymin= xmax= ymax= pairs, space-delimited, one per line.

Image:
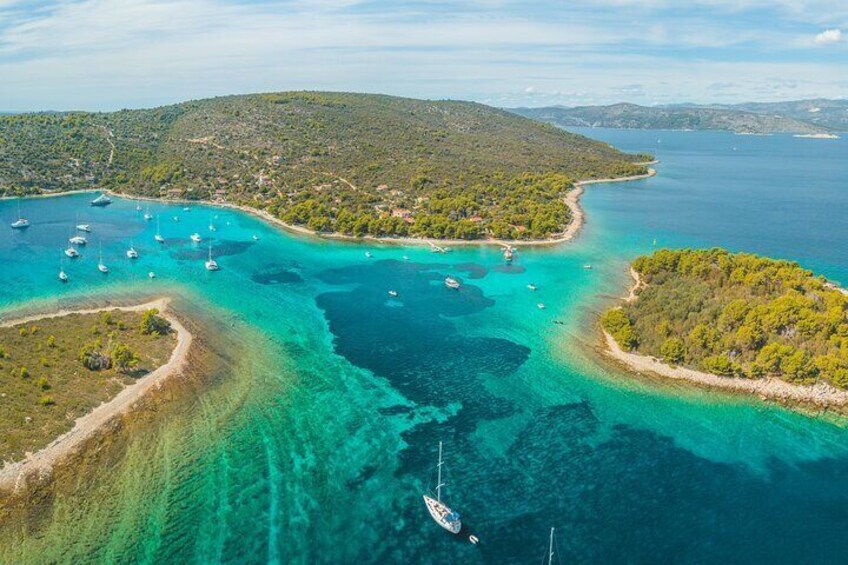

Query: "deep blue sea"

xmin=1 ymin=129 xmax=847 ymax=564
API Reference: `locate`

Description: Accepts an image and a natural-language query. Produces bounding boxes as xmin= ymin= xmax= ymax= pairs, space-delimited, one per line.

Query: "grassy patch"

xmin=0 ymin=309 xmax=176 ymax=464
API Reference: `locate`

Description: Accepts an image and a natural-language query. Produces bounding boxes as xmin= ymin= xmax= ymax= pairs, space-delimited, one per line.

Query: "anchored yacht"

xmin=422 ymin=442 xmax=462 ymax=534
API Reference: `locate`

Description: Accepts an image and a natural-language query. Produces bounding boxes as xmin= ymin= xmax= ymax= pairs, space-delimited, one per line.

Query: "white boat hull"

xmin=423 ymin=495 xmax=461 ymax=534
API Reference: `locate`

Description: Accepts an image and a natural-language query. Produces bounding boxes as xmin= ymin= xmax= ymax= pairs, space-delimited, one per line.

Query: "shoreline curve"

xmin=2 ymin=166 xmax=656 ymax=249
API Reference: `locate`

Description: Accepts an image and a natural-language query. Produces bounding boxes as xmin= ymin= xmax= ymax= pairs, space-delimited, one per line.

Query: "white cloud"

xmin=814 ymin=28 xmax=843 ymax=45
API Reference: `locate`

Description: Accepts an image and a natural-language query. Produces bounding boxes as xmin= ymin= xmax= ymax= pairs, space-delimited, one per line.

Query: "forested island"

xmin=0 ymin=92 xmax=651 ymax=241
xmin=512 ymin=101 xmax=843 ymax=135
xmin=602 ymin=249 xmax=848 ymax=394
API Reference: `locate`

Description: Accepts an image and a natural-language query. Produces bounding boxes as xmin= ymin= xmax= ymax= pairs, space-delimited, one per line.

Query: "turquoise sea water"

xmin=1 ymin=129 xmax=848 ymax=563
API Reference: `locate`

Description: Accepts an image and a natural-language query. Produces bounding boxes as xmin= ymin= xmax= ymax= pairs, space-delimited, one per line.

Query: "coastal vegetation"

xmin=0 ymin=309 xmax=176 ymax=463
xmin=603 ymin=249 xmax=848 ymax=389
xmin=0 ymin=92 xmax=650 ymax=240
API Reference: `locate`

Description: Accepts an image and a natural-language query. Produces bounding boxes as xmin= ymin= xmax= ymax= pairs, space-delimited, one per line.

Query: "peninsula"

xmin=0 ymin=299 xmax=190 ymax=493
xmin=601 ymin=249 xmax=848 ymax=410
xmin=0 ymin=92 xmax=651 ymax=242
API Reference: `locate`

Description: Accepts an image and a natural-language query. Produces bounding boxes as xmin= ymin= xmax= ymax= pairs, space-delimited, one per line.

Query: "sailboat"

xmin=126 ymin=241 xmax=139 ymax=259
xmin=423 ymin=441 xmax=462 ymax=534
xmin=143 ymin=204 xmax=153 ymax=221
xmin=98 ymin=242 xmax=109 ymax=273
xmin=205 ymin=241 xmax=219 ymax=271
xmin=58 ymin=253 xmax=68 ymax=282
xmin=135 ymin=198 xmax=142 ymax=211
xmin=10 ymin=200 xmax=29 ymax=229
xmin=155 ymin=217 xmax=165 ymax=243
xmin=190 ymin=233 xmax=202 ymax=243
xmin=208 ymin=214 xmax=216 ymax=232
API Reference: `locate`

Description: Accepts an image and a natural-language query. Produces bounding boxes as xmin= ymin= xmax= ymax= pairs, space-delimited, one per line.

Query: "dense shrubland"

xmin=603 ymin=248 xmax=848 ymax=389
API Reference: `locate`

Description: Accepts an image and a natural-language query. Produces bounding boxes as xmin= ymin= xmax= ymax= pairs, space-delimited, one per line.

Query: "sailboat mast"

xmin=548 ymin=527 xmax=555 ymax=565
xmin=437 ymin=441 xmax=443 ymax=502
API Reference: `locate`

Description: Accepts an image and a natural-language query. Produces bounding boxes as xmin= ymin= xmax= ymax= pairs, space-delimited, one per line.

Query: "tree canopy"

xmin=603 ymin=248 xmax=848 ymax=389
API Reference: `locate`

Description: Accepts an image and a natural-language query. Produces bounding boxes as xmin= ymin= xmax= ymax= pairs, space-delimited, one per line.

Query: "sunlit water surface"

xmin=1 ymin=129 xmax=848 ymax=563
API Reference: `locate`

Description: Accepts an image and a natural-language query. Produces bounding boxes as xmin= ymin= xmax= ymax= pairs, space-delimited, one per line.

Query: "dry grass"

xmin=0 ymin=309 xmax=176 ymax=464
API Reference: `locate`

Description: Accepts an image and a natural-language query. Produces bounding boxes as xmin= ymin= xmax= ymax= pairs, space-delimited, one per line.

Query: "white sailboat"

xmin=143 ymin=204 xmax=153 ymax=221
xmin=76 ymin=224 xmax=91 ymax=232
xmin=69 ymin=235 xmax=87 ymax=245
xmin=126 ymin=241 xmax=139 ymax=259
xmin=422 ymin=441 xmax=462 ymax=534
xmin=10 ymin=200 xmax=29 ymax=229
xmin=155 ymin=217 xmax=165 ymax=243
xmin=205 ymin=241 xmax=219 ymax=271
xmin=59 ymin=253 xmax=68 ymax=282
xmin=64 ymin=246 xmax=80 ymax=258
xmin=98 ymin=242 xmax=109 ymax=273
xmin=190 ymin=233 xmax=202 ymax=243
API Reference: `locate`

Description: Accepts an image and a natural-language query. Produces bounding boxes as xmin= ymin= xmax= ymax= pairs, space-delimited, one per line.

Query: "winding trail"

xmin=0 ymin=298 xmax=192 ymax=494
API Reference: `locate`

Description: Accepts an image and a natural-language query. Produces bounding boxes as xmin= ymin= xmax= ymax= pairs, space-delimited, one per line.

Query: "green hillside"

xmin=603 ymin=248 xmax=848 ymax=389
xmin=0 ymin=92 xmax=649 ymax=240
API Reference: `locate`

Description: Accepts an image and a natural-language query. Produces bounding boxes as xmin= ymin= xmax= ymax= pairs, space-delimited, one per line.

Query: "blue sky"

xmin=0 ymin=0 xmax=845 ymax=111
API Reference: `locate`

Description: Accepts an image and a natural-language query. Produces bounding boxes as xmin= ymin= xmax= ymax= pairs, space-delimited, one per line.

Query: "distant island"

xmin=602 ymin=249 xmax=848 ymax=410
xmin=511 ymin=99 xmax=848 ymax=135
xmin=0 ymin=92 xmax=652 ymax=242
xmin=0 ymin=300 xmax=189 ymax=493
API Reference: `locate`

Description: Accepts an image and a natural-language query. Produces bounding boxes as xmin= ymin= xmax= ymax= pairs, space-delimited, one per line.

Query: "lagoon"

xmin=1 ymin=129 xmax=848 ymax=563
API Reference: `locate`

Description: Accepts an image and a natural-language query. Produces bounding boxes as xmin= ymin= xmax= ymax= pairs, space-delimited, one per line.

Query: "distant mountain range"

xmin=510 ymin=99 xmax=848 ymax=134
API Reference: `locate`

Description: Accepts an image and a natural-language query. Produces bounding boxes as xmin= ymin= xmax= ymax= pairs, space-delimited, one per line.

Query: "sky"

xmin=0 ymin=0 xmax=846 ymax=111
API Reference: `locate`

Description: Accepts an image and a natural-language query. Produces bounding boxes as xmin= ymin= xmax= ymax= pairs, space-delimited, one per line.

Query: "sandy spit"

xmin=0 ymin=298 xmax=192 ymax=494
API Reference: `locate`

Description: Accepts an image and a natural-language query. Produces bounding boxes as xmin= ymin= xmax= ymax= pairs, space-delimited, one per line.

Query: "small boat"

xmin=209 ymin=223 xmax=216 ymax=232
xmin=190 ymin=233 xmax=202 ymax=243
xmin=143 ymin=205 xmax=153 ymax=221
xmin=388 ymin=290 xmax=398 ymax=297
xmin=402 ymin=255 xmax=409 ymax=261
xmin=583 ymin=264 xmax=593 ymax=270
xmin=469 ymin=535 xmax=479 ymax=545
xmin=126 ymin=244 xmax=139 ymax=259
xmin=59 ymin=269 xmax=68 ymax=282
xmin=252 ymin=234 xmax=259 ymax=241
xmin=148 ymin=272 xmax=156 ymax=279
xmin=504 ymin=249 xmax=514 ymax=262
xmin=76 ymin=224 xmax=91 ymax=232
xmin=69 ymin=235 xmax=87 ymax=245
xmin=527 ymin=283 xmax=537 ymax=291
xmin=423 ymin=441 xmax=462 ymax=534
xmin=64 ymin=247 xmax=80 ymax=258
xmin=98 ymin=242 xmax=108 ymax=273
xmin=444 ymin=277 xmax=461 ymax=290
xmin=537 ymin=303 xmax=546 ymax=310
xmin=90 ymin=194 xmax=112 ymax=207
xmin=155 ymin=217 xmax=165 ymax=243
xmin=205 ymin=241 xmax=219 ymax=271
xmin=173 ymin=216 xmax=180 ymax=222
xmin=136 ymin=200 xmax=142 ymax=211
xmin=365 ymin=251 xmax=373 ymax=258
xmin=183 ymin=207 xmax=190 ymax=212
xmin=10 ymin=201 xmax=29 ymax=229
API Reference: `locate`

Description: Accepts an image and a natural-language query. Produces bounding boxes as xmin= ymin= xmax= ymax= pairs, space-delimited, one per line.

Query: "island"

xmin=0 ymin=92 xmax=652 ymax=242
xmin=0 ymin=300 xmax=190 ymax=493
xmin=601 ymin=249 xmax=848 ymax=410
xmin=511 ymin=101 xmax=845 ymax=135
